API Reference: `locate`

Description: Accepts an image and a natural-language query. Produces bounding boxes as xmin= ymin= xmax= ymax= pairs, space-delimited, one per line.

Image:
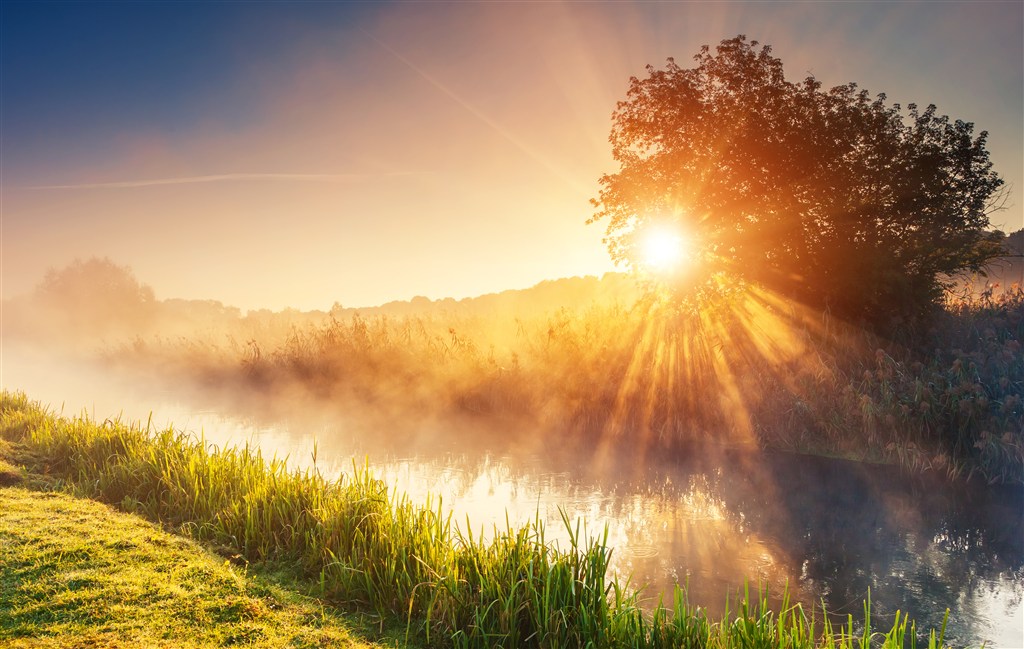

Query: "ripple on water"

xmin=622 ymin=544 xmax=660 ymax=559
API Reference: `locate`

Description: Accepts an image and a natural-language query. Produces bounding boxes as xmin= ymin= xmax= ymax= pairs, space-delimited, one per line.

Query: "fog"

xmin=2 ymin=260 xmax=1022 ymax=647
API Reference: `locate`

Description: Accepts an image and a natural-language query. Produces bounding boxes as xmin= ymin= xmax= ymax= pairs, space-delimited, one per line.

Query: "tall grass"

xmin=107 ymin=287 xmax=1024 ymax=483
xmin=1 ymin=391 xmax=952 ymax=648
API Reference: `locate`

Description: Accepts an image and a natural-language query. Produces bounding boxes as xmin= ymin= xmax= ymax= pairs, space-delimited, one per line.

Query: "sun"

xmin=639 ymin=224 xmax=694 ymax=274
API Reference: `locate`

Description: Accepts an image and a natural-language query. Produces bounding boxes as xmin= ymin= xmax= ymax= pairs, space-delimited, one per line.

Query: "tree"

xmin=591 ymin=35 xmax=1006 ymax=327
xmin=34 ymin=257 xmax=156 ymax=337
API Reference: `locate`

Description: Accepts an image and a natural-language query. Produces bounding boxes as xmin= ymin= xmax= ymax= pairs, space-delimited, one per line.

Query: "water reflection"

xmin=3 ymin=351 xmax=1021 ymax=648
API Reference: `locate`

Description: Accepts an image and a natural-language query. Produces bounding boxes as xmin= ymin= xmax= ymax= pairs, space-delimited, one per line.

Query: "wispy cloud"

xmin=363 ymin=31 xmax=592 ymax=198
xmin=22 ymin=172 xmax=423 ymax=190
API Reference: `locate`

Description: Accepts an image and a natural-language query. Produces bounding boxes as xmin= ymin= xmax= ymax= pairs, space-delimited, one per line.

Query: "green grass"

xmin=0 ymin=391 xmax=955 ymax=648
xmin=0 ymin=487 xmax=402 ymax=649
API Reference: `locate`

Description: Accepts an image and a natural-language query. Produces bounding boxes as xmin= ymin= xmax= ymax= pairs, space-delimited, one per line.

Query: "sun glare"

xmin=640 ymin=225 xmax=694 ymax=273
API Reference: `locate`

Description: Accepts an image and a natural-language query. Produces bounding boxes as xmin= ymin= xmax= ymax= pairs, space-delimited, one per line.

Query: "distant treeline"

xmin=2 ymin=257 xmax=639 ymax=348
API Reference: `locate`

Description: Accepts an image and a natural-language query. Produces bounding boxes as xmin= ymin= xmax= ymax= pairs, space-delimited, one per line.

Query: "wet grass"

xmin=1 ymin=391 xmax=955 ymax=648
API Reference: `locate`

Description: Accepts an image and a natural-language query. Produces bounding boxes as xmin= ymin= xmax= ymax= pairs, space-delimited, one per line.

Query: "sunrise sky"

xmin=2 ymin=1 xmax=1022 ymax=311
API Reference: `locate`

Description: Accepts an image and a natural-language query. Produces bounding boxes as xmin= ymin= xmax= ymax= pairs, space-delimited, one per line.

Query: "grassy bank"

xmin=0 ymin=486 xmax=399 ymax=647
xmin=1 ymin=391 xmax=952 ymax=648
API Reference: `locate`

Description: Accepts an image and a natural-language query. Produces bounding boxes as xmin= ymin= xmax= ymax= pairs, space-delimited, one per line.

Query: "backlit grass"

xmin=1 ymin=391 xmax=954 ymax=648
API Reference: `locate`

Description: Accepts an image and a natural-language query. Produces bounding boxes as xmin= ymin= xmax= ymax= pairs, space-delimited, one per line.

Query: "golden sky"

xmin=3 ymin=2 xmax=1021 ymax=311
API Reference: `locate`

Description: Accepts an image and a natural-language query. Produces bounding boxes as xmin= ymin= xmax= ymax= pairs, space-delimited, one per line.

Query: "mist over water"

xmin=3 ymin=343 xmax=1021 ymax=648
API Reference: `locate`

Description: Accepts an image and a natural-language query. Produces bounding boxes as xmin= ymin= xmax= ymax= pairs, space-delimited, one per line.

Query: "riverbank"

xmin=0 ymin=483 xmax=404 ymax=647
xmin=0 ymin=391 xmax=953 ymax=648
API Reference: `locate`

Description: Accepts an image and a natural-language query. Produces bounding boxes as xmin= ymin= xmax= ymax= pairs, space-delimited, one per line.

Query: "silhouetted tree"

xmin=591 ymin=35 xmax=1006 ymax=328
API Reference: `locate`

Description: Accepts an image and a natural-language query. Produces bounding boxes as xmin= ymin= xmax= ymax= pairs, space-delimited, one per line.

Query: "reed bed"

xmin=107 ymin=287 xmax=1024 ymax=484
xmin=1 ymin=391 xmax=954 ymax=648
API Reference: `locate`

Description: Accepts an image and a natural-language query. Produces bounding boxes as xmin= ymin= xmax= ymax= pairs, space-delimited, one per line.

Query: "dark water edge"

xmin=608 ymin=448 xmax=1023 ymax=642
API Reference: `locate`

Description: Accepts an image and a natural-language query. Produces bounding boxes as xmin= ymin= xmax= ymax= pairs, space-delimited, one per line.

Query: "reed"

xmin=1 ymin=391 xmax=953 ymax=648
xmin=106 ymin=286 xmax=1024 ymax=483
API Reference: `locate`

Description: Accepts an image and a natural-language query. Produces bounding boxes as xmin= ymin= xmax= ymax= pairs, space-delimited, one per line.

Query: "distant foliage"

xmin=15 ymin=257 xmax=157 ymax=342
xmin=592 ymin=35 xmax=1006 ymax=329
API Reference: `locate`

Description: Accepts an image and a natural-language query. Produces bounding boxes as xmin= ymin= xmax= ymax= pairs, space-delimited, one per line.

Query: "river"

xmin=3 ymin=346 xmax=1021 ymax=648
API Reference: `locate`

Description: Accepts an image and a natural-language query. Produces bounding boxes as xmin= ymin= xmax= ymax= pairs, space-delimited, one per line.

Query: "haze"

xmin=3 ymin=1 xmax=1021 ymax=311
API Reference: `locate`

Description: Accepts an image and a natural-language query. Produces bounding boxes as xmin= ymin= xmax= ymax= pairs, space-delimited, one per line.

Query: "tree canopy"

xmin=591 ymin=35 xmax=1006 ymax=327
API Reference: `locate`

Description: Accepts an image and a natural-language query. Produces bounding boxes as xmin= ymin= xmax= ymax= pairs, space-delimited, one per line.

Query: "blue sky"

xmin=3 ymin=1 xmax=1022 ymax=310
xmin=3 ymin=3 xmax=373 ymax=174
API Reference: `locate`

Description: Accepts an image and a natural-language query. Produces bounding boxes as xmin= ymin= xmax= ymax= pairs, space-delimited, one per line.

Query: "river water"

xmin=3 ymin=347 xmax=1022 ymax=648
